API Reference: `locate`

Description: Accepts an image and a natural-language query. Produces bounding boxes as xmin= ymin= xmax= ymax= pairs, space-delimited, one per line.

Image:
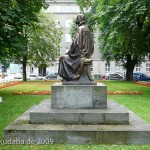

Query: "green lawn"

xmin=0 ymin=80 xmax=150 ymax=150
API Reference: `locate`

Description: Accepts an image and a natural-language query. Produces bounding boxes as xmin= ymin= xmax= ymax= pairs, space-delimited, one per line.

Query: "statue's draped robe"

xmin=58 ymin=23 xmax=94 ymax=81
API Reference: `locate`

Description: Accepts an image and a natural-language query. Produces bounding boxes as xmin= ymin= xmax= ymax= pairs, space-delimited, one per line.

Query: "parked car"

xmin=38 ymin=76 xmax=46 ymax=80
xmin=45 ymin=73 xmax=58 ymax=80
xmin=107 ymin=73 xmax=124 ymax=80
xmin=133 ymin=73 xmax=150 ymax=82
xmin=102 ymin=75 xmax=108 ymax=80
xmin=27 ymin=75 xmax=39 ymax=80
xmin=14 ymin=73 xmax=22 ymax=79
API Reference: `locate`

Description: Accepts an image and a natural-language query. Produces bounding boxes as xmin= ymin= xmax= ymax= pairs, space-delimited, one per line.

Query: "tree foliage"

xmin=0 ymin=0 xmax=46 ymax=59
xmin=97 ymin=0 xmax=150 ymax=59
xmin=69 ymin=18 xmax=77 ymax=39
xmin=75 ymin=0 xmax=150 ymax=81
xmin=27 ymin=12 xmax=63 ymax=67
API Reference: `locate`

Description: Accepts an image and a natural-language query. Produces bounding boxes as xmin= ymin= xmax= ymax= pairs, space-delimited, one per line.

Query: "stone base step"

xmin=30 ymin=100 xmax=129 ymax=125
xmin=4 ymin=100 xmax=150 ymax=144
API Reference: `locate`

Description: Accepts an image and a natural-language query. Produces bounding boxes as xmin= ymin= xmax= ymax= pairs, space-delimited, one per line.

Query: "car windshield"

xmin=30 ymin=75 xmax=36 ymax=77
xmin=143 ymin=73 xmax=149 ymax=77
xmin=134 ymin=73 xmax=149 ymax=77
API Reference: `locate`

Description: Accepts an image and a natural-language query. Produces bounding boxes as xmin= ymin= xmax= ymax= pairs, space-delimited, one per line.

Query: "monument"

xmin=52 ymin=14 xmax=106 ymax=109
xmin=58 ymin=14 xmax=94 ymax=84
xmin=3 ymin=14 xmax=150 ymax=144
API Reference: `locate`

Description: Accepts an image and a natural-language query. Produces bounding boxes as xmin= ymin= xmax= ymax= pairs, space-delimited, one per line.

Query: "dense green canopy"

xmin=0 ymin=0 xmax=46 ymax=59
xmin=76 ymin=0 xmax=150 ymax=80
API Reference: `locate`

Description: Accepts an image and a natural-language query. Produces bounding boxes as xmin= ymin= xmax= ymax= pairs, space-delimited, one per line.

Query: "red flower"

xmin=133 ymin=81 xmax=150 ymax=87
xmin=12 ymin=90 xmax=51 ymax=95
xmin=0 ymin=82 xmax=23 ymax=89
xmin=107 ymin=91 xmax=143 ymax=95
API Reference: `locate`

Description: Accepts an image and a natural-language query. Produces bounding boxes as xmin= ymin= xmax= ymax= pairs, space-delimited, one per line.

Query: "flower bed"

xmin=12 ymin=90 xmax=143 ymax=95
xmin=12 ymin=90 xmax=51 ymax=95
xmin=0 ymin=81 xmax=23 ymax=89
xmin=107 ymin=91 xmax=143 ymax=95
xmin=134 ymin=81 xmax=150 ymax=87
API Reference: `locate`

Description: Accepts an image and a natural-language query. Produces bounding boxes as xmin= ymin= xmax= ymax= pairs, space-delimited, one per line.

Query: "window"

xmin=65 ymin=19 xmax=72 ymax=28
xmin=50 ymin=6 xmax=55 ymax=12
xmin=64 ymin=5 xmax=72 ymax=12
xmin=94 ymin=74 xmax=101 ymax=80
xmin=146 ymin=63 xmax=150 ymax=72
xmin=55 ymin=6 xmax=61 ymax=12
xmin=59 ymin=5 xmax=80 ymax=13
xmin=55 ymin=62 xmax=59 ymax=73
xmin=55 ymin=19 xmax=61 ymax=27
xmin=57 ymin=49 xmax=60 ymax=57
xmin=105 ymin=63 xmax=110 ymax=72
xmin=30 ymin=67 xmax=34 ymax=73
xmin=135 ymin=64 xmax=141 ymax=72
xmin=76 ymin=6 xmax=80 ymax=12
xmin=65 ymin=34 xmax=71 ymax=42
xmin=115 ymin=63 xmax=121 ymax=72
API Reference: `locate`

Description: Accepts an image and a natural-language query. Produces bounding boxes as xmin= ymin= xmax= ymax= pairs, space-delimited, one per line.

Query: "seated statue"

xmin=58 ymin=14 xmax=95 ymax=84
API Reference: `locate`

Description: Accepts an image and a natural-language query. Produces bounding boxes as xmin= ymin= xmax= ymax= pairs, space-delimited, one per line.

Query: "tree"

xmin=0 ymin=0 xmax=47 ymax=80
xmin=96 ymin=0 xmax=150 ymax=81
xmin=26 ymin=12 xmax=62 ymax=76
xmin=0 ymin=0 xmax=62 ymax=81
xmin=75 ymin=0 xmax=150 ymax=81
xmin=11 ymin=11 xmax=62 ymax=81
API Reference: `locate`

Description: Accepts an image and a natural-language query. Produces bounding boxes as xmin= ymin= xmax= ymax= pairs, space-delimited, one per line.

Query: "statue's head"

xmin=76 ymin=14 xmax=85 ymax=25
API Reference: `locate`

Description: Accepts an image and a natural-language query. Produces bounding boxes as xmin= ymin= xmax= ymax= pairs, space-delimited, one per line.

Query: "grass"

xmin=0 ymin=81 xmax=51 ymax=139
xmin=103 ymin=81 xmax=150 ymax=123
xmin=0 ymin=80 xmax=150 ymax=149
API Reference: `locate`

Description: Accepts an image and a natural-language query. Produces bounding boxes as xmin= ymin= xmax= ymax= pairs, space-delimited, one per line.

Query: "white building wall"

xmin=92 ymin=60 xmax=101 ymax=74
xmin=134 ymin=60 xmax=150 ymax=76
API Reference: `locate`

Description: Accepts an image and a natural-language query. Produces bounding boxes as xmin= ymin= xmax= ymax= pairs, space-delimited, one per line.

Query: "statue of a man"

xmin=58 ymin=14 xmax=94 ymax=81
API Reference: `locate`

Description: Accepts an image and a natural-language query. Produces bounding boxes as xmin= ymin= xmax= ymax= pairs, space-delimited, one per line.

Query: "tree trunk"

xmin=125 ymin=55 xmax=137 ymax=81
xmin=22 ymin=55 xmax=27 ymax=81
xmin=126 ymin=66 xmax=134 ymax=81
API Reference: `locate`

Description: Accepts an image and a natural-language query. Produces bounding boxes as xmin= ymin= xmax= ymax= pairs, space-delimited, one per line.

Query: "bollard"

xmin=0 ymin=97 xmax=2 ymax=102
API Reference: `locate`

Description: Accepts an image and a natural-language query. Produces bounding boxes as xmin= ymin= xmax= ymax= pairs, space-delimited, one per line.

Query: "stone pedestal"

xmin=51 ymin=83 xmax=107 ymax=109
xmin=4 ymin=100 xmax=150 ymax=144
xmin=30 ymin=100 xmax=129 ymax=125
xmin=3 ymin=82 xmax=150 ymax=144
